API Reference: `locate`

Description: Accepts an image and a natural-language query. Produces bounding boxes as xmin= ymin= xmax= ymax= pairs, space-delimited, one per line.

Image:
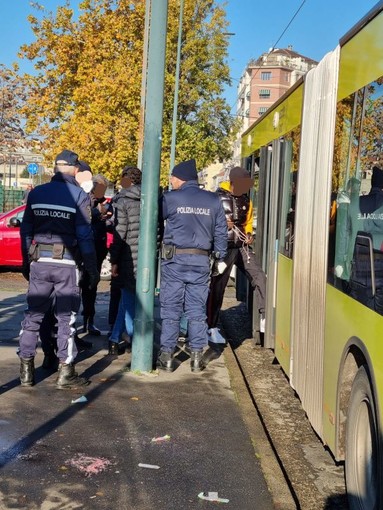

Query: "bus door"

xmin=261 ymin=139 xmax=285 ymax=349
xmin=273 ymin=139 xmax=297 ymax=371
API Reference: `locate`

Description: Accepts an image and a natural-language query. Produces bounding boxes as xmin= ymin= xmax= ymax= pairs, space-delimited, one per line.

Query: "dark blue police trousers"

xmin=19 ymin=261 xmax=80 ymax=363
xmin=160 ymin=261 xmax=210 ymax=353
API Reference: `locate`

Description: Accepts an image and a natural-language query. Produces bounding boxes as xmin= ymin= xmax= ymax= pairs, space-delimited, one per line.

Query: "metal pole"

xmin=8 ymin=154 xmax=11 ymax=188
xmin=131 ymin=0 xmax=169 ymax=372
xmin=169 ymin=0 xmax=185 ymax=180
xmin=137 ymin=0 xmax=151 ymax=169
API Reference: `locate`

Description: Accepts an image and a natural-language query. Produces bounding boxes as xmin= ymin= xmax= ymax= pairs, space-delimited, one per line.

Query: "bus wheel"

xmin=346 ymin=365 xmax=380 ymax=510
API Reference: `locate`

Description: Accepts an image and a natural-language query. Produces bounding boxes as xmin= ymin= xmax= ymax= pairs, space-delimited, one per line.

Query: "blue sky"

xmin=0 ymin=0 xmax=378 ymax=113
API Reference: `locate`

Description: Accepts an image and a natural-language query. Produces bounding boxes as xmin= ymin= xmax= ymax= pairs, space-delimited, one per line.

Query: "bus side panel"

xmin=275 ymin=254 xmax=293 ymax=373
xmin=323 ymin=285 xmax=383 ymax=456
xmin=242 ymin=86 xmax=303 ymax=159
xmin=338 ymin=10 xmax=383 ymax=101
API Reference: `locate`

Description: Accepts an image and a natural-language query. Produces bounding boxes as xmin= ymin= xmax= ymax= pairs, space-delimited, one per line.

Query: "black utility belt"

xmin=161 ymin=244 xmax=210 ymax=260
xmin=29 ymin=242 xmax=71 ymax=261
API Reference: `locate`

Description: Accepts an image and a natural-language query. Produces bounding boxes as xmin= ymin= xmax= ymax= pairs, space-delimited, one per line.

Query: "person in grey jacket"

xmin=108 ymin=166 xmax=142 ymax=355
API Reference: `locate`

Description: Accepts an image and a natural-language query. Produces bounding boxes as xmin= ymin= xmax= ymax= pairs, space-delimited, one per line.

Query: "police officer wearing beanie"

xmin=157 ymin=159 xmax=227 ymax=373
xmin=18 ymin=149 xmax=100 ymax=389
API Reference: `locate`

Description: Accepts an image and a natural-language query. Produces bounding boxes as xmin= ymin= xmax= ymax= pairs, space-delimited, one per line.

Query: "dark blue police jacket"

xmin=161 ymin=180 xmax=227 ymax=267
xmin=20 ymin=172 xmax=95 ymax=264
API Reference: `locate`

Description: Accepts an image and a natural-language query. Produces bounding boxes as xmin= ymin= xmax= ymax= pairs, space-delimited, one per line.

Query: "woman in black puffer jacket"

xmin=108 ymin=166 xmax=142 ymax=355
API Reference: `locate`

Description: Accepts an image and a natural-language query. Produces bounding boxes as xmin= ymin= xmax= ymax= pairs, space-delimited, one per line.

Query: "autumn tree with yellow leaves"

xmin=0 ymin=65 xmax=26 ymax=152
xmin=18 ymin=0 xmax=237 ymax=185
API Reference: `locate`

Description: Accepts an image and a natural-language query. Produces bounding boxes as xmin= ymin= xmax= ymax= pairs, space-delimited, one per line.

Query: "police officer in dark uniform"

xmin=157 ymin=159 xmax=227 ymax=373
xmin=19 ymin=149 xmax=100 ymax=389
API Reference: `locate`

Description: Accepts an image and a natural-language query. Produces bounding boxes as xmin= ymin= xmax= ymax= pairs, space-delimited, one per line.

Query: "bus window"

xmin=330 ymin=77 xmax=383 ymax=315
xmin=251 ymin=155 xmax=260 ymax=235
xmin=278 ymin=128 xmax=300 ymax=258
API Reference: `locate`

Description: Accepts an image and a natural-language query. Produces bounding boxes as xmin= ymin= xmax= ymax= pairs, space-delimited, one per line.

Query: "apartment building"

xmin=232 ymin=46 xmax=318 ymax=163
xmin=192 ymin=47 xmax=318 ymax=190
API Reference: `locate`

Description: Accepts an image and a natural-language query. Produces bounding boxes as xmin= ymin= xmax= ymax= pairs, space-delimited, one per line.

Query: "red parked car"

xmin=0 ymin=204 xmax=112 ymax=279
xmin=0 ymin=205 xmax=25 ymax=267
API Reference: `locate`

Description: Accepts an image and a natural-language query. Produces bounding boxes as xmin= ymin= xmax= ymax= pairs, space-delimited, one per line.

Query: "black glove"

xmin=88 ymin=271 xmax=100 ymax=290
xmin=22 ymin=264 xmax=30 ymax=281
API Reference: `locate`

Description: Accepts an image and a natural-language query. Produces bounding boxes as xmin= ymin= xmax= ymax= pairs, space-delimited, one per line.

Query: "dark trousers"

xmin=39 ymin=305 xmax=57 ymax=355
xmin=108 ymin=277 xmax=122 ymax=327
xmin=81 ymin=243 xmax=107 ymax=320
xmin=207 ymin=246 xmax=266 ymax=329
xmin=160 ymin=261 xmax=210 ymax=352
xmin=19 ymin=261 xmax=80 ymax=363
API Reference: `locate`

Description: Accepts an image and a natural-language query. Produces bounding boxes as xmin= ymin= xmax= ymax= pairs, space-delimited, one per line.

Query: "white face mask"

xmin=81 ymin=180 xmax=94 ymax=193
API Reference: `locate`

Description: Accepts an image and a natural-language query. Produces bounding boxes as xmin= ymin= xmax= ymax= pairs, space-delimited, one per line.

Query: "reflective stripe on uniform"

xmin=31 ymin=203 xmax=76 ymax=213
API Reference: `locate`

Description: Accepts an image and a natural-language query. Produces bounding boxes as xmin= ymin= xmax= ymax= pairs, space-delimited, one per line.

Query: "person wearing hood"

xmin=108 ymin=166 xmax=142 ymax=355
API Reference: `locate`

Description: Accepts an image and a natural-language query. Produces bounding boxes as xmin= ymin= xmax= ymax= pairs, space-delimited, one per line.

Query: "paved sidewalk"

xmin=0 ymin=282 xmax=290 ymax=510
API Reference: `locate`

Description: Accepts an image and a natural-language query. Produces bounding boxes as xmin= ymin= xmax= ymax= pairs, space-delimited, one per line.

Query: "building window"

xmin=259 ymin=89 xmax=271 ymax=98
xmin=261 ymin=72 xmax=271 ymax=80
xmin=258 ymin=107 xmax=268 ymax=115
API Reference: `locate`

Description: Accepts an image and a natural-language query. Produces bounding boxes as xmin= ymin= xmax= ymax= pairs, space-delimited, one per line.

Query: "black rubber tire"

xmin=345 ymin=365 xmax=380 ymax=510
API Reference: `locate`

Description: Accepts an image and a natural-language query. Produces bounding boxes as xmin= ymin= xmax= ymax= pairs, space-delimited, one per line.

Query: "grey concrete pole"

xmin=131 ymin=0 xmax=169 ymax=372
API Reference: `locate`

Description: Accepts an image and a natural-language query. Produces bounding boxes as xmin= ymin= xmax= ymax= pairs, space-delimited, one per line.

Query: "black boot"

xmin=108 ymin=341 xmax=125 ymax=355
xmin=87 ymin=316 xmax=101 ymax=336
xmin=56 ymin=363 xmax=89 ymax=389
xmin=190 ymin=350 xmax=204 ymax=373
xmin=20 ymin=357 xmax=35 ymax=386
xmin=75 ymin=333 xmax=93 ymax=350
xmin=156 ymin=351 xmax=174 ymax=372
xmin=42 ymin=351 xmax=58 ymax=370
xmin=88 ymin=322 xmax=101 ymax=336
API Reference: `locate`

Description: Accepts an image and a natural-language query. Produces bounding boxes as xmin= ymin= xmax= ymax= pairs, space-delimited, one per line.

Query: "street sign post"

xmin=27 ymin=163 xmax=39 ymax=175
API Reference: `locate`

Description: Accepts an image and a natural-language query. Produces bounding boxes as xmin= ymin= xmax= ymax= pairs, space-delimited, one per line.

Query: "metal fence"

xmin=0 ymin=186 xmax=24 ymax=213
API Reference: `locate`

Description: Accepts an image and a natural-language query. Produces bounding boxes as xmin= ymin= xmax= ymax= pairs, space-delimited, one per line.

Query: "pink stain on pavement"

xmin=66 ymin=453 xmax=112 ymax=476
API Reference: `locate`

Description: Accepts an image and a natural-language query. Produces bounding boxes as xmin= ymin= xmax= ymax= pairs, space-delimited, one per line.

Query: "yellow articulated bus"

xmin=242 ymin=2 xmax=383 ymax=508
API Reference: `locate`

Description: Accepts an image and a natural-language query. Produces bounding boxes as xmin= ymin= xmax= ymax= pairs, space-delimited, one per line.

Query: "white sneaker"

xmin=260 ymin=317 xmax=265 ymax=333
xmin=208 ymin=327 xmax=226 ymax=344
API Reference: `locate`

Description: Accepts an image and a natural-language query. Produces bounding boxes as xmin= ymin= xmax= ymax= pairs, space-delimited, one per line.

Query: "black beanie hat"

xmin=171 ymin=159 xmax=198 ymax=181
xmin=371 ymin=166 xmax=383 ymax=189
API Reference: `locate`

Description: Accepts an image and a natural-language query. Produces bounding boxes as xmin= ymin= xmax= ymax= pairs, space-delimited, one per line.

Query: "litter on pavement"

xmin=138 ymin=463 xmax=160 ymax=469
xmin=198 ymin=492 xmax=229 ymax=503
xmin=71 ymin=396 xmax=88 ymax=404
xmin=151 ymin=434 xmax=170 ymax=442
